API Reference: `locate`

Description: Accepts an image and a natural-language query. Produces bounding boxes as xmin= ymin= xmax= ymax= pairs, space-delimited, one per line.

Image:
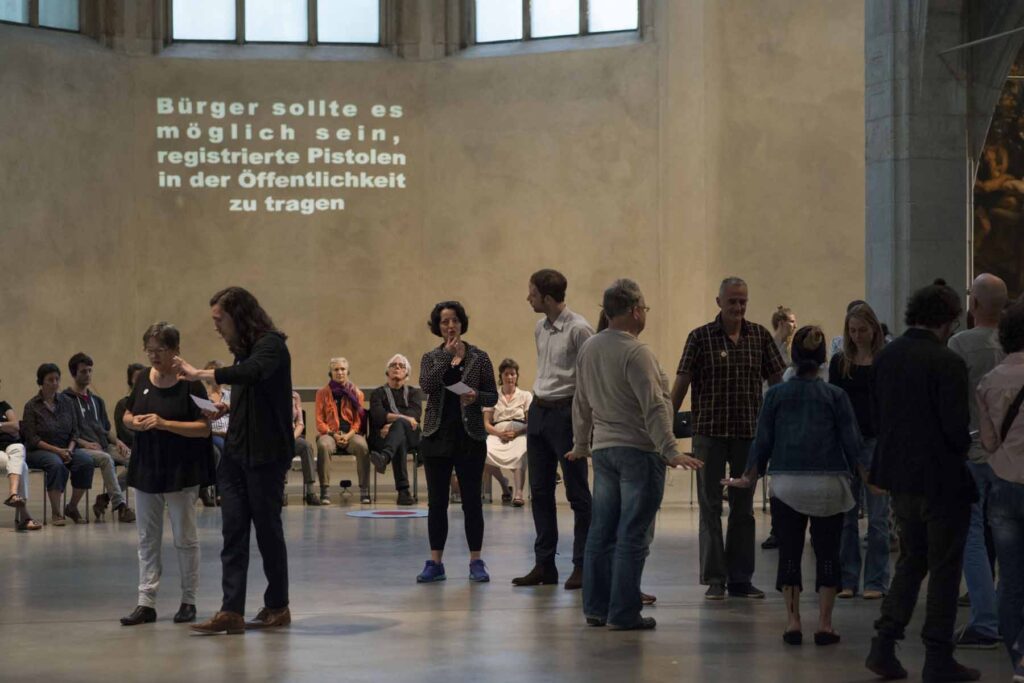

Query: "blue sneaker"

xmin=469 ymin=559 xmax=490 ymax=583
xmin=416 ymin=560 xmax=446 ymax=583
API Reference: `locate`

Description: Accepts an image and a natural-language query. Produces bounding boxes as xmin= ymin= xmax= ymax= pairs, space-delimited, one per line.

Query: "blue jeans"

xmin=988 ymin=477 xmax=1024 ymax=663
xmin=840 ymin=438 xmax=890 ymax=593
xmin=962 ymin=461 xmax=1000 ymax=638
xmin=583 ymin=447 xmax=665 ymax=628
xmin=839 ymin=440 xmax=888 ymax=593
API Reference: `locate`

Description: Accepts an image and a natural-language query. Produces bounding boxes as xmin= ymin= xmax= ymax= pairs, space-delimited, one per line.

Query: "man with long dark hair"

xmin=174 ymin=286 xmax=294 ymax=635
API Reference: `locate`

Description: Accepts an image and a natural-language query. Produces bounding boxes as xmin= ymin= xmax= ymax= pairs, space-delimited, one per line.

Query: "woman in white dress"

xmin=483 ymin=359 xmax=532 ymax=507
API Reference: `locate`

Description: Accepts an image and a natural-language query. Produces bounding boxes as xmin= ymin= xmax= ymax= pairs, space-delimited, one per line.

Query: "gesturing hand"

xmin=668 ymin=454 xmax=704 ymax=470
xmin=172 ymin=356 xmax=199 ymax=381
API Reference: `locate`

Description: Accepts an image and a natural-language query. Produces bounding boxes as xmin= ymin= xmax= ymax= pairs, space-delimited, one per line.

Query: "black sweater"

xmin=214 ymin=332 xmax=294 ymax=468
xmin=869 ymin=328 xmax=975 ymax=503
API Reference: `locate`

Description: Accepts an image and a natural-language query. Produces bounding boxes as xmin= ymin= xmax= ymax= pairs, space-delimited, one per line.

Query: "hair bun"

xmin=933 ymin=278 xmax=947 ymax=286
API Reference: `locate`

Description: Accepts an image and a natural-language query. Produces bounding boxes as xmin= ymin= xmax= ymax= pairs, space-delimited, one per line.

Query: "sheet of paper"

xmin=191 ymin=394 xmax=218 ymax=412
xmin=445 ymin=382 xmax=474 ymax=395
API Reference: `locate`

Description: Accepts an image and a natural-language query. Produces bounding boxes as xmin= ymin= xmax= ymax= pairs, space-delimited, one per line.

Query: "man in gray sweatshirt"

xmin=571 ymin=278 xmax=702 ymax=631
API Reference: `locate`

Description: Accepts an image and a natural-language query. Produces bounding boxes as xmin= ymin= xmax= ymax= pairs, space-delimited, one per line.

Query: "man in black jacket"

xmin=175 ymin=287 xmax=294 ymax=635
xmin=865 ymin=279 xmax=980 ymax=682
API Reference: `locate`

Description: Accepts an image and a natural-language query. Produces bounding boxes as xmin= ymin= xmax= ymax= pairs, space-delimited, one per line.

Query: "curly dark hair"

xmin=999 ymin=301 xmax=1024 ymax=354
xmin=428 ymin=300 xmax=470 ymax=337
xmin=209 ymin=286 xmax=286 ymax=356
xmin=67 ymin=352 xmax=93 ymax=376
xmin=530 ymin=269 xmax=568 ymax=303
xmin=904 ymin=278 xmax=962 ymax=328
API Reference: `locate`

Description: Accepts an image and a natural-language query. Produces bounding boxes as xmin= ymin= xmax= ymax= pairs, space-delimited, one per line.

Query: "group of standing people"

xmin=5 ymin=269 xmax=1024 ymax=683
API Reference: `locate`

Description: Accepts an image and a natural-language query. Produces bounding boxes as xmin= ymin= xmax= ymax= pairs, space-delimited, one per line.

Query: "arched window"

xmin=1 ymin=0 xmax=80 ymax=32
xmin=472 ymin=0 xmax=638 ymax=44
xmin=170 ymin=0 xmax=381 ymax=45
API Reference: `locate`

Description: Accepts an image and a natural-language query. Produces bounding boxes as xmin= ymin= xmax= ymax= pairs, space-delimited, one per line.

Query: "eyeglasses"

xmin=637 ymin=305 xmax=651 ymax=313
xmin=145 ymin=347 xmax=169 ymax=357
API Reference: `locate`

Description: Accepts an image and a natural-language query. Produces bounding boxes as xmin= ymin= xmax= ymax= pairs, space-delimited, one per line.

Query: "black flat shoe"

xmin=814 ymin=631 xmax=840 ymax=646
xmin=174 ymin=603 xmax=196 ymax=623
xmin=120 ymin=605 xmax=157 ymax=626
xmin=783 ymin=630 xmax=803 ymax=645
xmin=609 ymin=617 xmax=656 ymax=631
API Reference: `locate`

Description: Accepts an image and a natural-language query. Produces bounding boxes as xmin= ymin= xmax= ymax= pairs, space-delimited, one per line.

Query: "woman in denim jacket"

xmin=416 ymin=300 xmax=497 ymax=584
xmin=726 ymin=326 xmax=862 ymax=646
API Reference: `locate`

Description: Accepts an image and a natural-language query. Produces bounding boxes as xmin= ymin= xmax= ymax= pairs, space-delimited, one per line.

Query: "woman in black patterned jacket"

xmin=416 ymin=300 xmax=498 ymax=584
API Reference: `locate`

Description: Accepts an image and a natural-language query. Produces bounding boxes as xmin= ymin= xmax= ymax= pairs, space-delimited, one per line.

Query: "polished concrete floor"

xmin=0 ymin=465 xmax=1014 ymax=682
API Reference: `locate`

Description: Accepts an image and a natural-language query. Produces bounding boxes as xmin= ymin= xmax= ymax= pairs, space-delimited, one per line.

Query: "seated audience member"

xmin=368 ymin=354 xmax=424 ymax=506
xmin=977 ymin=300 xmax=1024 ymax=681
xmin=726 ymin=326 xmax=861 ymax=647
xmin=199 ymin=361 xmax=230 ymax=507
xmin=114 ymin=363 xmax=146 ymax=449
xmin=22 ymin=363 xmax=96 ymax=526
xmin=64 ymin=352 xmax=135 ymax=522
xmin=316 ymin=357 xmax=370 ymax=504
xmin=482 ymin=358 xmax=531 ymax=507
xmin=291 ymin=390 xmax=319 ymax=506
xmin=1 ymin=379 xmax=40 ymax=530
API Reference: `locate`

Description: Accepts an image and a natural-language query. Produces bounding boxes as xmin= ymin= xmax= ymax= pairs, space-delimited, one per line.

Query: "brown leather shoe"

xmin=190 ymin=611 xmax=245 ymax=635
xmin=246 ymin=606 xmax=291 ymax=630
xmin=564 ymin=566 xmax=583 ymax=590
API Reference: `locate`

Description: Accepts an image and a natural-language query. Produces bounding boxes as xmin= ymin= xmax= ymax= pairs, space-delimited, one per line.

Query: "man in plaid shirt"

xmin=671 ymin=277 xmax=786 ymax=600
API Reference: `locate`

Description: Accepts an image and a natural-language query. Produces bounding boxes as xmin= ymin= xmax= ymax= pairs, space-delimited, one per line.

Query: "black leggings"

xmin=771 ymin=496 xmax=843 ymax=592
xmin=422 ymin=432 xmax=485 ymax=553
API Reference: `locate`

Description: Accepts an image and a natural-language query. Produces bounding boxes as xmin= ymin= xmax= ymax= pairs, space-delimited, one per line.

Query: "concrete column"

xmin=865 ymin=0 xmax=969 ymax=330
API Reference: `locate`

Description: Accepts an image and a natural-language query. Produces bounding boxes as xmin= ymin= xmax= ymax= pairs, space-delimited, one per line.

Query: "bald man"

xmin=947 ymin=272 xmax=1007 ymax=649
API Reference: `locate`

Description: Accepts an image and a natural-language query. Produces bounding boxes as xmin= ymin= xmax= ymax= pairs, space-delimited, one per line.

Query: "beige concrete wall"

xmin=0 ymin=0 xmax=864 ymax=406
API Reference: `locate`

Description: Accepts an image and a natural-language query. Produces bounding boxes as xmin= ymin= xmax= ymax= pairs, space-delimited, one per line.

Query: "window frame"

xmin=0 ymin=0 xmax=81 ymax=33
xmin=166 ymin=0 xmax=386 ymax=46
xmin=466 ymin=0 xmax=642 ymax=46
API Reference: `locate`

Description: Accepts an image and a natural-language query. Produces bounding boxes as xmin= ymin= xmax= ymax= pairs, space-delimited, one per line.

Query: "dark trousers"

xmin=371 ymin=419 xmax=419 ymax=491
xmin=526 ymin=402 xmax=592 ymax=567
xmin=875 ymin=493 xmax=971 ymax=650
xmin=422 ymin=431 xmax=485 ymax=552
xmin=694 ymin=435 xmax=755 ymax=586
xmin=25 ymin=449 xmax=94 ymax=491
xmin=771 ymin=497 xmax=843 ymax=592
xmin=218 ymin=455 xmax=290 ymax=615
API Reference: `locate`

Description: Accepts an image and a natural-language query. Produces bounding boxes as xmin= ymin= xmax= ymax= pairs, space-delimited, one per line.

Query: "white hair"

xmin=329 ymin=357 xmax=349 ymax=369
xmin=385 ymin=353 xmax=411 ymax=376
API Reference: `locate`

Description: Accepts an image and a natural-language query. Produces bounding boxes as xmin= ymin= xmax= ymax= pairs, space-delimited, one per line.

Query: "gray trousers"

xmin=135 ymin=486 xmax=199 ymax=607
xmin=694 ymin=435 xmax=755 ymax=586
xmin=78 ymin=445 xmax=127 ymax=508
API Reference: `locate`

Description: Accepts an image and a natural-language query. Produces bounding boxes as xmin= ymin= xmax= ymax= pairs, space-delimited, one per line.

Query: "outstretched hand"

xmin=668 ymin=454 xmax=703 ymax=470
xmin=172 ymin=356 xmax=199 ymax=381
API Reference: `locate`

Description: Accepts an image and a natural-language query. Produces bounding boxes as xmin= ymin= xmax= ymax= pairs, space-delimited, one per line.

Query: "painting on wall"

xmin=975 ymin=53 xmax=1024 ymax=301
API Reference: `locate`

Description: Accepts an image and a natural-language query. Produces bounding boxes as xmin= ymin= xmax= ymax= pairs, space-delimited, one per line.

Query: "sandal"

xmin=16 ymin=518 xmax=41 ymax=531
xmin=3 ymin=493 xmax=25 ymax=508
xmin=51 ymin=514 xmax=66 ymax=527
xmin=511 ymin=497 xmax=525 ymax=507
